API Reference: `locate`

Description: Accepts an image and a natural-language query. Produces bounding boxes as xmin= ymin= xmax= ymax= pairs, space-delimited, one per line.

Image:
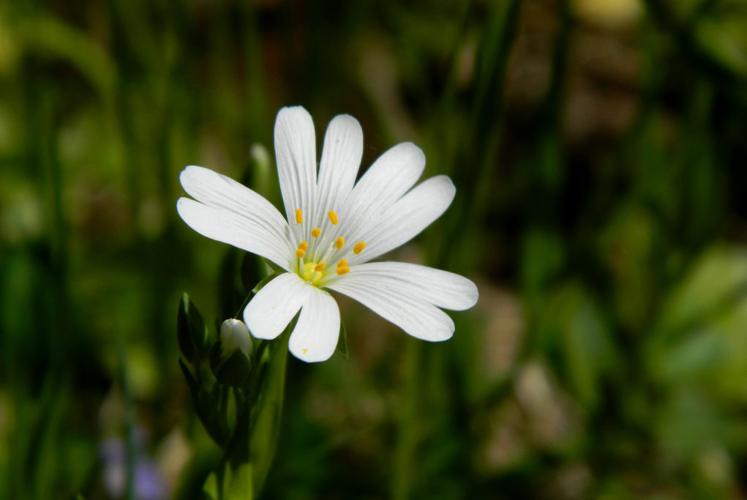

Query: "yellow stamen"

xmin=295 ymin=208 xmax=303 ymax=224
xmin=337 ymin=259 xmax=348 ymax=269
xmin=335 ymin=236 xmax=345 ymax=250
xmin=353 ymin=241 xmax=366 ymax=255
xmin=314 ymin=262 xmax=326 ymax=272
xmin=336 ymin=266 xmax=349 ymax=276
xmin=328 ymin=210 xmax=339 ymax=225
xmin=311 ymin=227 xmax=321 ymax=238
xmin=299 ymin=240 xmax=308 ymax=250
xmin=296 ymin=248 xmax=306 ymax=258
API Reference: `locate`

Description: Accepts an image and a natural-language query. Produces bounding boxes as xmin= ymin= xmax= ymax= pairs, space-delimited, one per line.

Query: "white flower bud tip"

xmin=220 ymin=318 xmax=252 ymax=358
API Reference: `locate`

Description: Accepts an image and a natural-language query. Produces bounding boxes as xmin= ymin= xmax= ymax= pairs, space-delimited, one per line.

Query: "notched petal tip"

xmin=180 ymin=164 xmax=206 ymax=177
xmin=175 ymin=196 xmax=193 ymax=217
xmin=287 ymin=288 xmax=341 ymax=363
xmin=398 ymin=141 xmax=426 ymax=164
xmin=430 ymin=325 xmax=455 ymax=342
xmin=276 ymin=105 xmax=312 ymax=122
xmin=461 ymin=278 xmax=480 ymax=310
xmin=179 ymin=164 xmax=224 ymax=194
xmin=289 ymin=345 xmax=336 ymax=364
xmin=329 ymin=113 xmax=362 ymax=133
xmin=410 ymin=310 xmax=454 ymax=342
xmin=431 ymin=174 xmax=457 ymax=198
xmin=178 ymin=165 xmax=196 ymax=189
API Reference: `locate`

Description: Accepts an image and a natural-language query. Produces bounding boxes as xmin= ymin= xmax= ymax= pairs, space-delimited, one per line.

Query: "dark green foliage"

xmin=178 ymin=293 xmax=209 ymax=364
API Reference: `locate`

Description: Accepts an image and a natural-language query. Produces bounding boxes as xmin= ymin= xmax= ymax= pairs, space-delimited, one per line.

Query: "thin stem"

xmin=391 ymin=339 xmax=422 ymax=500
xmin=116 ymin=334 xmax=136 ymax=500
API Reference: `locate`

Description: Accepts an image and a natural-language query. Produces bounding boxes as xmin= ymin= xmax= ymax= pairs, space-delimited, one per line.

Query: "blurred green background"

xmin=3 ymin=0 xmax=747 ymax=498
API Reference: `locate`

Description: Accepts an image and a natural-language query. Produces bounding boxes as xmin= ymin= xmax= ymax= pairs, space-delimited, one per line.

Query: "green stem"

xmin=205 ymin=322 xmax=289 ymax=499
xmin=391 ymin=339 xmax=422 ymax=500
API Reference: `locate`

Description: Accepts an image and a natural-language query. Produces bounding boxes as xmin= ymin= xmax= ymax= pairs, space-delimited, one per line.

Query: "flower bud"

xmin=210 ymin=319 xmax=253 ymax=386
xmin=220 ymin=318 xmax=252 ymax=359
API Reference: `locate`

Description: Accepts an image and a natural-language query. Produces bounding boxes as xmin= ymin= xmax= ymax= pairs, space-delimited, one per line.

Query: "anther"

xmin=299 ymin=240 xmax=308 ymax=250
xmin=353 ymin=241 xmax=366 ymax=255
xmin=335 ymin=236 xmax=345 ymax=250
xmin=314 ymin=262 xmax=326 ymax=272
xmin=295 ymin=208 xmax=303 ymax=224
xmin=336 ymin=257 xmax=350 ymax=275
xmin=328 ymin=211 xmax=339 ymax=225
xmin=296 ymin=248 xmax=306 ymax=258
xmin=311 ymin=227 xmax=321 ymax=238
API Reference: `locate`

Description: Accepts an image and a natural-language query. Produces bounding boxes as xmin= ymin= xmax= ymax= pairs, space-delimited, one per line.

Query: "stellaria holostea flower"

xmin=177 ymin=106 xmax=478 ymax=362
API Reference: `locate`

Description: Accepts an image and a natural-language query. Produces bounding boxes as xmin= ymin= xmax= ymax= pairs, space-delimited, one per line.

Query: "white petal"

xmin=351 ymin=175 xmax=456 ymax=264
xmin=179 ymin=165 xmax=292 ymax=260
xmin=177 ymin=198 xmax=292 ymax=270
xmin=288 ymin=287 xmax=341 ymax=363
xmin=274 ymin=106 xmax=317 ymax=238
xmin=243 ymin=273 xmax=309 ymax=340
xmin=297 ymin=141 xmax=424 ymax=262
xmin=334 ymin=143 xmax=425 ymax=245
xmin=349 ymin=142 xmax=425 ymax=211
xmin=315 ymin=114 xmax=363 ymax=223
xmin=327 ymin=278 xmax=454 ymax=342
xmin=341 ymin=262 xmax=478 ymax=310
xmin=179 ymin=165 xmax=288 ymax=232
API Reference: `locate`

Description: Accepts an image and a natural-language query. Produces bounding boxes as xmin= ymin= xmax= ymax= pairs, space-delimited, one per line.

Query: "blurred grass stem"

xmin=392 ymin=338 xmax=422 ymax=500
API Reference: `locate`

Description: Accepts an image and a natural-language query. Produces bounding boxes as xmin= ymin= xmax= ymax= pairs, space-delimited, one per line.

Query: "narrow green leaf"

xmin=177 ymin=293 xmax=209 ymax=363
xmin=210 ymin=341 xmax=252 ymax=387
xmin=177 ymin=294 xmax=195 ymax=363
xmin=195 ymin=385 xmax=231 ymax=448
xmin=336 ymin=320 xmax=350 ymax=359
xmin=178 ymin=358 xmax=199 ymax=394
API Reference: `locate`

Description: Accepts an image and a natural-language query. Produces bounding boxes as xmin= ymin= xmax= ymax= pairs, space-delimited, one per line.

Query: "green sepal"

xmin=195 ymin=384 xmax=231 ymax=448
xmin=180 ymin=357 xmax=231 ymax=447
xmin=178 ymin=357 xmax=199 ymax=394
xmin=336 ymin=319 xmax=350 ymax=359
xmin=177 ymin=293 xmax=208 ymax=363
xmin=262 ymin=258 xmax=287 ymax=277
xmin=210 ymin=341 xmax=252 ymax=387
xmin=215 ymin=330 xmax=289 ymax=497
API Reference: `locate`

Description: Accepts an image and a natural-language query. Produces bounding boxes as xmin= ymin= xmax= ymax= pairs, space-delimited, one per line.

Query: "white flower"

xmin=177 ymin=106 xmax=479 ymax=363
